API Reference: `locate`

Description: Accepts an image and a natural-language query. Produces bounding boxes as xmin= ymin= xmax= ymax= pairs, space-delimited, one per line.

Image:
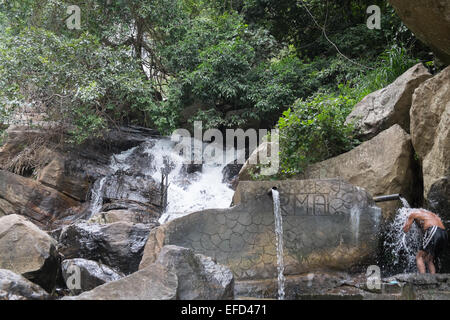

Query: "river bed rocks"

xmin=89 ymin=209 xmax=160 ymax=225
xmin=61 ymin=258 xmax=124 ymax=295
xmin=155 ymin=245 xmax=234 ymax=300
xmin=0 ymin=269 xmax=51 ymax=300
xmin=63 ymin=263 xmax=178 ymax=300
xmin=0 ymin=214 xmax=59 ymax=292
xmin=0 ymin=125 xmax=162 ymax=229
xmin=57 ymin=221 xmax=152 ymax=275
xmin=63 ymin=245 xmax=235 ymax=300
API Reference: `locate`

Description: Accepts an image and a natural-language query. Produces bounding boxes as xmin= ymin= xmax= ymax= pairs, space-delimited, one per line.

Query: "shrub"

xmin=278 ymin=93 xmax=359 ymax=176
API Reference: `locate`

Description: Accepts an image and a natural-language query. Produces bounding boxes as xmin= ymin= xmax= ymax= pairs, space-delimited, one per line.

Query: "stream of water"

xmin=271 ymin=189 xmax=286 ymax=300
xmin=383 ymin=197 xmax=422 ymax=273
xmin=88 ymin=136 xmax=241 ymax=223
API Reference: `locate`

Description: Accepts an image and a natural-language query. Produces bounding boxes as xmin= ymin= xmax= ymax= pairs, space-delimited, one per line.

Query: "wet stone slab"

xmin=140 ymin=179 xmax=382 ymax=280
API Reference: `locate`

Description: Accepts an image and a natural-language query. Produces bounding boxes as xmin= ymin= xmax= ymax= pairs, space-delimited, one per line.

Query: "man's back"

xmin=411 ymin=210 xmax=445 ymax=230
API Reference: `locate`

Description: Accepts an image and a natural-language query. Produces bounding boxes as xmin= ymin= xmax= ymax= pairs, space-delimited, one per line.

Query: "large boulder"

xmin=154 ymin=245 xmax=234 ymax=300
xmin=57 ymin=221 xmax=152 ymax=275
xmin=0 ymin=170 xmax=85 ymax=230
xmin=345 ymin=63 xmax=432 ymax=140
xmin=298 ymin=125 xmax=418 ymax=218
xmin=238 ymin=141 xmax=278 ymax=181
xmin=37 ymin=155 xmax=90 ymax=202
xmin=389 ymin=0 xmax=450 ymax=65
xmin=0 ymin=214 xmax=59 ymax=292
xmin=63 ymin=263 xmax=178 ymax=300
xmin=61 ymin=258 xmax=124 ymax=295
xmin=140 ymin=179 xmax=381 ymax=280
xmin=0 ymin=269 xmax=50 ymax=300
xmin=410 ymin=66 xmax=450 ymax=213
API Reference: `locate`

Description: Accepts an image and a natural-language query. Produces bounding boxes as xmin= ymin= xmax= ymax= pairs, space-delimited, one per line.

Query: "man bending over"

xmin=403 ymin=209 xmax=447 ymax=274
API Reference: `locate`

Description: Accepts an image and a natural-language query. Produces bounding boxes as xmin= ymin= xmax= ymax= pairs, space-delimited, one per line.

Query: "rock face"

xmin=298 ymin=125 xmax=417 ymax=218
xmin=37 ymin=156 xmax=90 ymax=202
xmin=428 ymin=177 xmax=450 ymax=219
xmin=410 ymin=66 xmax=450 ymax=213
xmin=63 ymin=263 xmax=178 ymax=300
xmin=61 ymin=258 xmax=124 ymax=295
xmin=140 ymin=179 xmax=381 ymax=280
xmin=345 ymin=64 xmax=432 ymax=140
xmin=389 ymin=0 xmax=450 ymax=65
xmin=57 ymin=221 xmax=151 ymax=274
xmin=0 ymin=170 xmax=85 ymax=230
xmin=0 ymin=269 xmax=50 ymax=300
xmin=0 ymin=214 xmax=59 ymax=292
xmin=89 ymin=210 xmax=159 ymax=225
xmin=155 ymin=245 xmax=234 ymax=300
xmin=0 ymin=125 xmax=162 ymax=228
xmin=238 ymin=141 xmax=277 ymax=181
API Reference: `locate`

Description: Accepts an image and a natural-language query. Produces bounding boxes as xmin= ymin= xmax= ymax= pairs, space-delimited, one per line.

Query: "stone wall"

xmin=140 ymin=179 xmax=381 ymax=280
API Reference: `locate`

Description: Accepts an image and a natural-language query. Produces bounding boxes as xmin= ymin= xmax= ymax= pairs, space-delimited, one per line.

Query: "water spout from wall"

xmin=269 ymin=187 xmax=285 ymax=300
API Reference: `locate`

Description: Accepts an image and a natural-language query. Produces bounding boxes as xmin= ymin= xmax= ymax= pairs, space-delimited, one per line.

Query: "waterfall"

xmin=271 ymin=189 xmax=286 ymax=300
xmin=87 ymin=136 xmax=240 ymax=223
xmin=87 ymin=146 xmax=138 ymax=218
xmin=89 ymin=177 xmax=106 ymax=217
xmin=145 ymin=138 xmax=241 ymax=223
xmin=383 ymin=197 xmax=422 ymax=272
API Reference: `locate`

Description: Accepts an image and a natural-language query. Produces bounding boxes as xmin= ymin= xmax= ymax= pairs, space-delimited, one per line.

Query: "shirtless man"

xmin=403 ymin=209 xmax=447 ymax=274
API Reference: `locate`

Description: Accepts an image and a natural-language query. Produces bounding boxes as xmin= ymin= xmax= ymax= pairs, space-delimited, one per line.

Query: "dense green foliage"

xmin=0 ymin=0 xmax=430 ymax=174
xmin=276 ymin=45 xmax=421 ymax=176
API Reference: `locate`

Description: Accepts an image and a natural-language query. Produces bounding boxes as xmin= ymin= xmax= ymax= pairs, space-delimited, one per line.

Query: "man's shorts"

xmin=421 ymin=226 xmax=448 ymax=258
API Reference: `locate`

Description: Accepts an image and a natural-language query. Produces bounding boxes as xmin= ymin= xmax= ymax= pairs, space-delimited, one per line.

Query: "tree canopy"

xmin=0 ymin=0 xmax=432 ymax=172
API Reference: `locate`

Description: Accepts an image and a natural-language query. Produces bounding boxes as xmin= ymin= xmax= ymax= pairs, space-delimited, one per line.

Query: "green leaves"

xmin=278 ymin=92 xmax=360 ymax=176
xmin=0 ymin=27 xmax=157 ymax=143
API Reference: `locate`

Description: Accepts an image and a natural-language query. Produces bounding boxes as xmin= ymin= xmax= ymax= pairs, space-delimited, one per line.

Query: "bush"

xmin=276 ymin=44 xmax=422 ymax=177
xmin=278 ymin=93 xmax=359 ymax=176
xmin=0 ymin=28 xmax=159 ymax=143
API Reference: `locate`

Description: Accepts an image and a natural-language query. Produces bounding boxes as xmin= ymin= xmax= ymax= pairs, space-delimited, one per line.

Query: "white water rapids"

xmin=88 ymin=137 xmax=243 ymax=224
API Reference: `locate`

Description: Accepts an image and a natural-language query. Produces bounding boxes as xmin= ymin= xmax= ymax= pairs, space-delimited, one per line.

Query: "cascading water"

xmin=145 ymin=138 xmax=241 ymax=224
xmin=383 ymin=197 xmax=422 ymax=272
xmin=88 ymin=146 xmax=138 ymax=217
xmin=271 ymin=188 xmax=286 ymax=300
xmin=89 ymin=177 xmax=106 ymax=216
xmin=87 ymin=136 xmax=241 ymax=222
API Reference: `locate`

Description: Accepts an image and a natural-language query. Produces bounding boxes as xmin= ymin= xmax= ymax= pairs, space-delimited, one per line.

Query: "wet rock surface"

xmin=0 ymin=125 xmax=161 ymax=228
xmin=155 ymin=245 xmax=234 ymax=300
xmin=63 ymin=263 xmax=178 ymax=300
xmin=58 ymin=221 xmax=152 ymax=275
xmin=61 ymin=258 xmax=124 ymax=295
xmin=427 ymin=176 xmax=450 ymax=219
xmin=141 ymin=179 xmax=381 ymax=280
xmin=0 ymin=269 xmax=51 ymax=300
xmin=236 ymin=272 xmax=450 ymax=300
